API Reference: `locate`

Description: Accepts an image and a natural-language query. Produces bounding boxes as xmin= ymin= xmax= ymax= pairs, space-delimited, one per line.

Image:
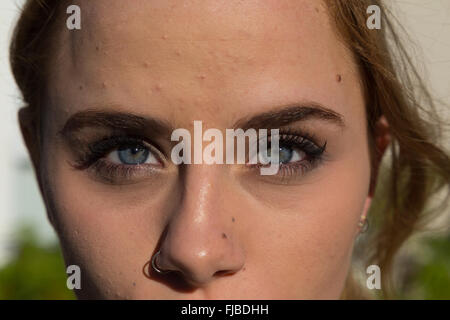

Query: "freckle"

xmin=143 ymin=62 xmax=150 ymax=68
xmin=198 ymin=74 xmax=206 ymax=80
xmin=222 ymin=233 xmax=227 ymax=239
xmin=79 ymin=85 xmax=83 ymax=90
xmin=132 ymin=282 xmax=136 ymax=286
xmin=232 ymin=217 xmax=235 ymax=222
xmin=336 ymin=74 xmax=342 ymax=82
xmin=315 ymin=7 xmax=319 ymax=13
xmin=95 ymin=45 xmax=99 ymax=51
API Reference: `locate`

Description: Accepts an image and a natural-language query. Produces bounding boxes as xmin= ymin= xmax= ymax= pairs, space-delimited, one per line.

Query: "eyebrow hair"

xmin=234 ymin=102 xmax=345 ymax=130
xmin=60 ymin=102 xmax=344 ymax=140
xmin=60 ymin=110 xmax=173 ymax=137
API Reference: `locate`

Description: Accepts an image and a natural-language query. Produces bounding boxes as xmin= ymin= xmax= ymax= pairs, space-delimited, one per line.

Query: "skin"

xmin=21 ymin=0 xmax=390 ymax=299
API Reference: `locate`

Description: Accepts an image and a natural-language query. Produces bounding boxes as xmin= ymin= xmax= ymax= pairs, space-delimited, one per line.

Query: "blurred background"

xmin=0 ymin=0 xmax=449 ymax=299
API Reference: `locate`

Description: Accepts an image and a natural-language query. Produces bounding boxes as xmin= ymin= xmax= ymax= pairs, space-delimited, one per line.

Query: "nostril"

xmin=214 ymin=270 xmax=236 ymax=277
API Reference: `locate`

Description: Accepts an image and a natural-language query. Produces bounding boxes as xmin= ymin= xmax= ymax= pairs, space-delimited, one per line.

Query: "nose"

xmin=157 ymin=165 xmax=245 ymax=287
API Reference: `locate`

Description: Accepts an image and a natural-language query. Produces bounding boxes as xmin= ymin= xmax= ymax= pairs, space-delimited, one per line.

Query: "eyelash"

xmin=74 ymin=130 xmax=326 ymax=182
xmin=249 ymin=129 xmax=327 ymax=178
xmin=75 ymin=135 xmax=162 ymax=169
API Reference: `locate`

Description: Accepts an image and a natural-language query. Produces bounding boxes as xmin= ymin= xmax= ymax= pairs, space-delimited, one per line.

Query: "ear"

xmin=18 ymin=107 xmax=40 ymax=172
xmin=369 ymin=115 xmax=391 ymax=197
xmin=19 ymin=107 xmax=57 ymax=227
xmin=356 ymin=197 xmax=372 ymax=235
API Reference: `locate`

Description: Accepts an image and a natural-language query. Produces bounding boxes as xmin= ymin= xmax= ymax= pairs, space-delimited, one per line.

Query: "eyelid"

xmin=246 ymin=129 xmax=327 ymax=179
xmin=74 ymin=135 xmax=165 ymax=169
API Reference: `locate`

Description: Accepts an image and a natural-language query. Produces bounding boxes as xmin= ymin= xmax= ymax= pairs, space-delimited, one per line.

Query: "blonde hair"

xmin=325 ymin=0 xmax=449 ymax=298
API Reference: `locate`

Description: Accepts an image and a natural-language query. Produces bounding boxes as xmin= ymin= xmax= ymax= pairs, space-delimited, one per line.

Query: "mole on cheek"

xmin=232 ymin=217 xmax=235 ymax=222
xmin=336 ymin=74 xmax=342 ymax=83
xmin=222 ymin=233 xmax=227 ymax=239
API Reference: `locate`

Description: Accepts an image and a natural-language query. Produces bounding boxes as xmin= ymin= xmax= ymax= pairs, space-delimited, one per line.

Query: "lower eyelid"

xmin=87 ymin=159 xmax=163 ymax=184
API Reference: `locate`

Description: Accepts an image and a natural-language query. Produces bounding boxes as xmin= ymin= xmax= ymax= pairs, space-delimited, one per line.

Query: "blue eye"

xmin=106 ymin=144 xmax=159 ymax=165
xmin=264 ymin=145 xmax=305 ymax=164
xmin=278 ymin=146 xmax=294 ymax=164
xmin=118 ymin=146 xmax=149 ymax=164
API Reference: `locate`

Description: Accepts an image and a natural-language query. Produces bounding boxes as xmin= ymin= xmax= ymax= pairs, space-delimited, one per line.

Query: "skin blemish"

xmin=222 ymin=233 xmax=227 ymax=239
xmin=161 ymin=35 xmax=168 ymax=40
xmin=95 ymin=45 xmax=99 ymax=51
xmin=102 ymin=81 xmax=107 ymax=89
xmin=79 ymin=85 xmax=83 ymax=90
xmin=232 ymin=217 xmax=235 ymax=222
xmin=174 ymin=50 xmax=181 ymax=57
xmin=154 ymin=84 xmax=162 ymax=91
xmin=197 ymin=74 xmax=206 ymax=80
xmin=132 ymin=282 xmax=136 ymax=286
xmin=143 ymin=62 xmax=150 ymax=68
xmin=336 ymin=74 xmax=342 ymax=82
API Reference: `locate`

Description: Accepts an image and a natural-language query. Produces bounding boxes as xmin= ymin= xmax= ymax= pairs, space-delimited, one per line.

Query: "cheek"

xmin=243 ymin=145 xmax=371 ymax=298
xmin=41 ymin=147 xmax=179 ymax=298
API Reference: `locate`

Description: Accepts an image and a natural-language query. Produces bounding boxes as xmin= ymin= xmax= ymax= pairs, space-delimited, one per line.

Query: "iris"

xmin=117 ymin=145 xmax=150 ymax=165
xmin=278 ymin=146 xmax=294 ymax=164
xmin=266 ymin=145 xmax=295 ymax=164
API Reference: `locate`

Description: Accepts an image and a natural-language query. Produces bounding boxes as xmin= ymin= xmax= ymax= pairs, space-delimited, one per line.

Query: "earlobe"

xmin=356 ymin=197 xmax=372 ymax=236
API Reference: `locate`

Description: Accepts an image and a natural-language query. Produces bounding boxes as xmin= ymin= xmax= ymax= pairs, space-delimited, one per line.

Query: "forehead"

xmin=49 ymin=0 xmax=363 ymax=126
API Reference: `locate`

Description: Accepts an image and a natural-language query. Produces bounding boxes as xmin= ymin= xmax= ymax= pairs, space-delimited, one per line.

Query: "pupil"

xmin=130 ymin=147 xmax=141 ymax=155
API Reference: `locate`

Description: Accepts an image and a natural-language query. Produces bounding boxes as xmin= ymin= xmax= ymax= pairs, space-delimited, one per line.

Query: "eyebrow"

xmin=60 ymin=102 xmax=345 ymax=138
xmin=60 ymin=109 xmax=173 ymax=137
xmin=234 ymin=102 xmax=345 ymax=130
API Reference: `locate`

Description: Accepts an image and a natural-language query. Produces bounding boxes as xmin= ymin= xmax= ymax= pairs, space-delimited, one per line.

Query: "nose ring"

xmin=151 ymin=250 xmax=170 ymax=274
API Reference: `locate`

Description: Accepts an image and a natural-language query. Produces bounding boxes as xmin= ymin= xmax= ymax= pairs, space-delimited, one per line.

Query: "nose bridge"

xmin=186 ymin=166 xmax=217 ymax=226
xmin=178 ymin=165 xmax=223 ymax=233
xmin=159 ymin=165 xmax=245 ymax=286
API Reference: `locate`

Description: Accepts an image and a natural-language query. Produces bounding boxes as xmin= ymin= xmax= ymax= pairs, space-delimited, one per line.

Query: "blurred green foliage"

xmin=0 ymin=227 xmax=75 ymax=299
xmin=402 ymin=235 xmax=450 ymax=300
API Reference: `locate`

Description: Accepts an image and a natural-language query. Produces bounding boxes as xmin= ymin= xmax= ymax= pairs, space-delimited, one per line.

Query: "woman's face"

xmin=38 ymin=0 xmax=371 ymax=299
